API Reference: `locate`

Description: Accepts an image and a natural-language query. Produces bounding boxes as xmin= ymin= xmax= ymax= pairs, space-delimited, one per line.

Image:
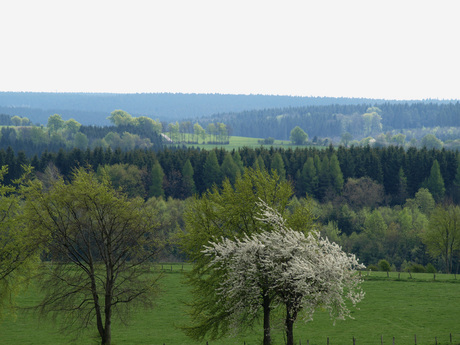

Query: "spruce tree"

xmin=317 ymin=156 xmax=330 ymax=200
xmin=424 ymin=160 xmax=445 ymax=202
xmin=329 ymin=154 xmax=344 ymax=194
xmin=202 ymin=151 xmax=221 ymax=191
xmin=221 ymin=153 xmax=239 ymax=185
xmin=182 ymin=159 xmax=196 ymax=197
xmin=149 ymin=161 xmax=165 ymax=198
xmin=301 ymin=156 xmax=318 ymax=197
xmin=270 ymin=152 xmax=286 ymax=180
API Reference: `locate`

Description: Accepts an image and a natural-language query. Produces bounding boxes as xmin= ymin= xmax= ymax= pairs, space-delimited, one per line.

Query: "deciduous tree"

xmin=23 ymin=168 xmax=161 ymax=345
xmin=290 ymin=126 xmax=308 ymax=145
xmin=0 ymin=166 xmax=41 ymax=318
xmin=203 ymin=202 xmax=364 ymax=345
xmin=422 ymin=204 xmax=460 ymax=273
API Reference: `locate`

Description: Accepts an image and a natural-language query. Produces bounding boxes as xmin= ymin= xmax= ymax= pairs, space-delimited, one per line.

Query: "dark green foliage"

xmin=408 ymin=264 xmax=426 ymax=273
xmin=378 ymin=259 xmax=391 ymax=272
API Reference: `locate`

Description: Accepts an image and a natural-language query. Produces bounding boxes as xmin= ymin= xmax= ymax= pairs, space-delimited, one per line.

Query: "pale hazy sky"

xmin=1 ymin=0 xmax=459 ymax=100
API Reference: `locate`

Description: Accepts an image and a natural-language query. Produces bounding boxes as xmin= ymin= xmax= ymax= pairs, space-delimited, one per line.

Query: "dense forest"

xmin=1 ymin=142 xmax=459 ymax=269
xmin=196 ymin=102 xmax=460 ymax=144
xmin=0 ymin=99 xmax=459 ymax=273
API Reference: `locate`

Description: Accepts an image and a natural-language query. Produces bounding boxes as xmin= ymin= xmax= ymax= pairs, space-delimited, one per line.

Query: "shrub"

xmin=378 ymin=259 xmax=391 ymax=272
xmin=367 ymin=264 xmax=379 ymax=272
xmin=409 ymin=263 xmax=426 ymax=273
xmin=425 ymin=263 xmax=437 ymax=273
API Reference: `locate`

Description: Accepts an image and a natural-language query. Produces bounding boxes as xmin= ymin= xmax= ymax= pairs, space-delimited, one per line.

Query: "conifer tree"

xmin=270 ymin=152 xmax=286 ymax=180
xmin=182 ymin=159 xmax=196 ymax=197
xmin=221 ymin=153 xmax=239 ymax=185
xmin=232 ymin=151 xmax=245 ymax=176
xmin=149 ymin=161 xmax=165 ymax=198
xmin=424 ymin=160 xmax=445 ymax=202
xmin=317 ymin=156 xmax=330 ymax=200
xmin=329 ymin=154 xmax=344 ymax=194
xmin=301 ymin=156 xmax=318 ymax=197
xmin=202 ymin=151 xmax=221 ymax=191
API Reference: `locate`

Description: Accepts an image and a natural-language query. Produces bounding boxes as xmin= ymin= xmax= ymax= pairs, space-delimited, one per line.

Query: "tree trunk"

xmin=262 ymin=294 xmax=272 ymax=345
xmin=286 ymin=312 xmax=294 ymax=345
xmin=285 ymin=303 xmax=298 ymax=345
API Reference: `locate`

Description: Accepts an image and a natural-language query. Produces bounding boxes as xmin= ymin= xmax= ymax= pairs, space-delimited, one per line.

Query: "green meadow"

xmin=2 ymin=265 xmax=460 ymax=345
xmin=172 ymin=135 xmax=319 ymax=151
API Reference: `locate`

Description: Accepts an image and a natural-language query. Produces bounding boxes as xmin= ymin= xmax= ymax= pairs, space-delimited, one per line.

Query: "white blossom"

xmin=203 ymin=200 xmax=365 ymax=336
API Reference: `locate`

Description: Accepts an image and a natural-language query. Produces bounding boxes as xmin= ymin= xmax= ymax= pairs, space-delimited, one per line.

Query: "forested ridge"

xmin=197 ymin=102 xmax=460 ymax=142
xmin=1 ymin=143 xmax=459 ymax=270
xmin=0 ymin=92 xmax=393 ymax=125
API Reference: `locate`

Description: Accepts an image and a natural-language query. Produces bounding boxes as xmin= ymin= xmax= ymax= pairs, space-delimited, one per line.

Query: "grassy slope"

xmin=1 ymin=267 xmax=460 ymax=345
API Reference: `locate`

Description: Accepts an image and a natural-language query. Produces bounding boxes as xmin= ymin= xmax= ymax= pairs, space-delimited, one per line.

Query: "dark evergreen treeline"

xmin=198 ymin=102 xmax=460 ymax=140
xmin=2 ymin=145 xmax=458 ymax=206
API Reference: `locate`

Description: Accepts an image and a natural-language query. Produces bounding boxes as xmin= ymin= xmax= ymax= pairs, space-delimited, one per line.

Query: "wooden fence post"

xmin=435 ymin=337 xmax=437 ymax=345
xmin=450 ymin=332 xmax=453 ymax=344
xmin=414 ymin=334 xmax=417 ymax=344
xmin=353 ymin=336 xmax=356 ymax=345
xmin=327 ymin=337 xmax=329 ymax=345
xmin=393 ymin=336 xmax=395 ymax=345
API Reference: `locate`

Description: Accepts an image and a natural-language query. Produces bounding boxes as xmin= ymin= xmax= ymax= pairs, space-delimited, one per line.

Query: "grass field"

xmin=1 ymin=265 xmax=460 ymax=345
xmin=176 ymin=135 xmax=322 ymax=151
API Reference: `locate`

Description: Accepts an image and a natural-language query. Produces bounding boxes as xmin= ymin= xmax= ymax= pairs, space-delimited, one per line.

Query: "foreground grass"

xmin=1 ymin=265 xmax=460 ymax=344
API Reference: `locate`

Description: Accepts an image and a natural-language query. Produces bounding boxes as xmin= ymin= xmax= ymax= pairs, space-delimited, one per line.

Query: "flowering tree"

xmin=203 ymin=202 xmax=365 ymax=345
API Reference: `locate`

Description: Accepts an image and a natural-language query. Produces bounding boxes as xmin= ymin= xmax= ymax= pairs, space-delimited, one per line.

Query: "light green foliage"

xmin=270 ymin=152 xmax=286 ymax=180
xmin=29 ymin=126 xmax=50 ymax=146
xmin=63 ymin=118 xmax=81 ymax=137
xmin=193 ymin=123 xmax=206 ymax=143
xmin=220 ymin=152 xmax=239 ymax=185
xmin=362 ymin=108 xmax=382 ymax=136
xmin=423 ymin=160 xmax=445 ymax=202
xmin=10 ymin=116 xmax=22 ymax=126
xmin=340 ymin=132 xmax=353 ymax=147
xmin=150 ymin=161 xmax=165 ymax=198
xmin=422 ymin=204 xmax=460 ymax=273
xmin=181 ymin=168 xmax=295 ymax=341
xmin=134 ymin=116 xmax=162 ymax=134
xmin=420 ymin=134 xmax=443 ymax=150
xmin=329 ymin=154 xmax=344 ymax=193
xmin=73 ymin=132 xmax=88 ymax=150
xmin=410 ymin=188 xmax=436 ymax=215
xmin=0 ymin=166 xmax=41 ymax=319
xmin=290 ymin=126 xmax=308 ymax=145
xmin=107 ymin=109 xmax=134 ymax=126
xmin=98 ymin=164 xmax=146 ymax=198
xmin=47 ymin=114 xmax=65 ymax=132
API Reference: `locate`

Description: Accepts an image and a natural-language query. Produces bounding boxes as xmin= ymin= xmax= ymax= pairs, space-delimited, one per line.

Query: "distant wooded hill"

xmin=0 ymin=91 xmax=446 ymax=126
xmin=196 ymin=102 xmax=460 ymax=142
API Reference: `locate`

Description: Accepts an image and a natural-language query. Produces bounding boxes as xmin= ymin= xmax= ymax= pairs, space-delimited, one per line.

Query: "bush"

xmin=409 ymin=263 xmax=426 ymax=273
xmin=378 ymin=259 xmax=391 ymax=272
xmin=425 ymin=263 xmax=437 ymax=273
xmin=367 ymin=264 xmax=379 ymax=272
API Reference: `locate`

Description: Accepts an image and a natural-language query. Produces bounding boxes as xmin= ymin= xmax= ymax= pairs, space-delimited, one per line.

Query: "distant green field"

xmin=181 ymin=135 xmax=320 ymax=151
xmin=2 ymin=265 xmax=460 ymax=345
